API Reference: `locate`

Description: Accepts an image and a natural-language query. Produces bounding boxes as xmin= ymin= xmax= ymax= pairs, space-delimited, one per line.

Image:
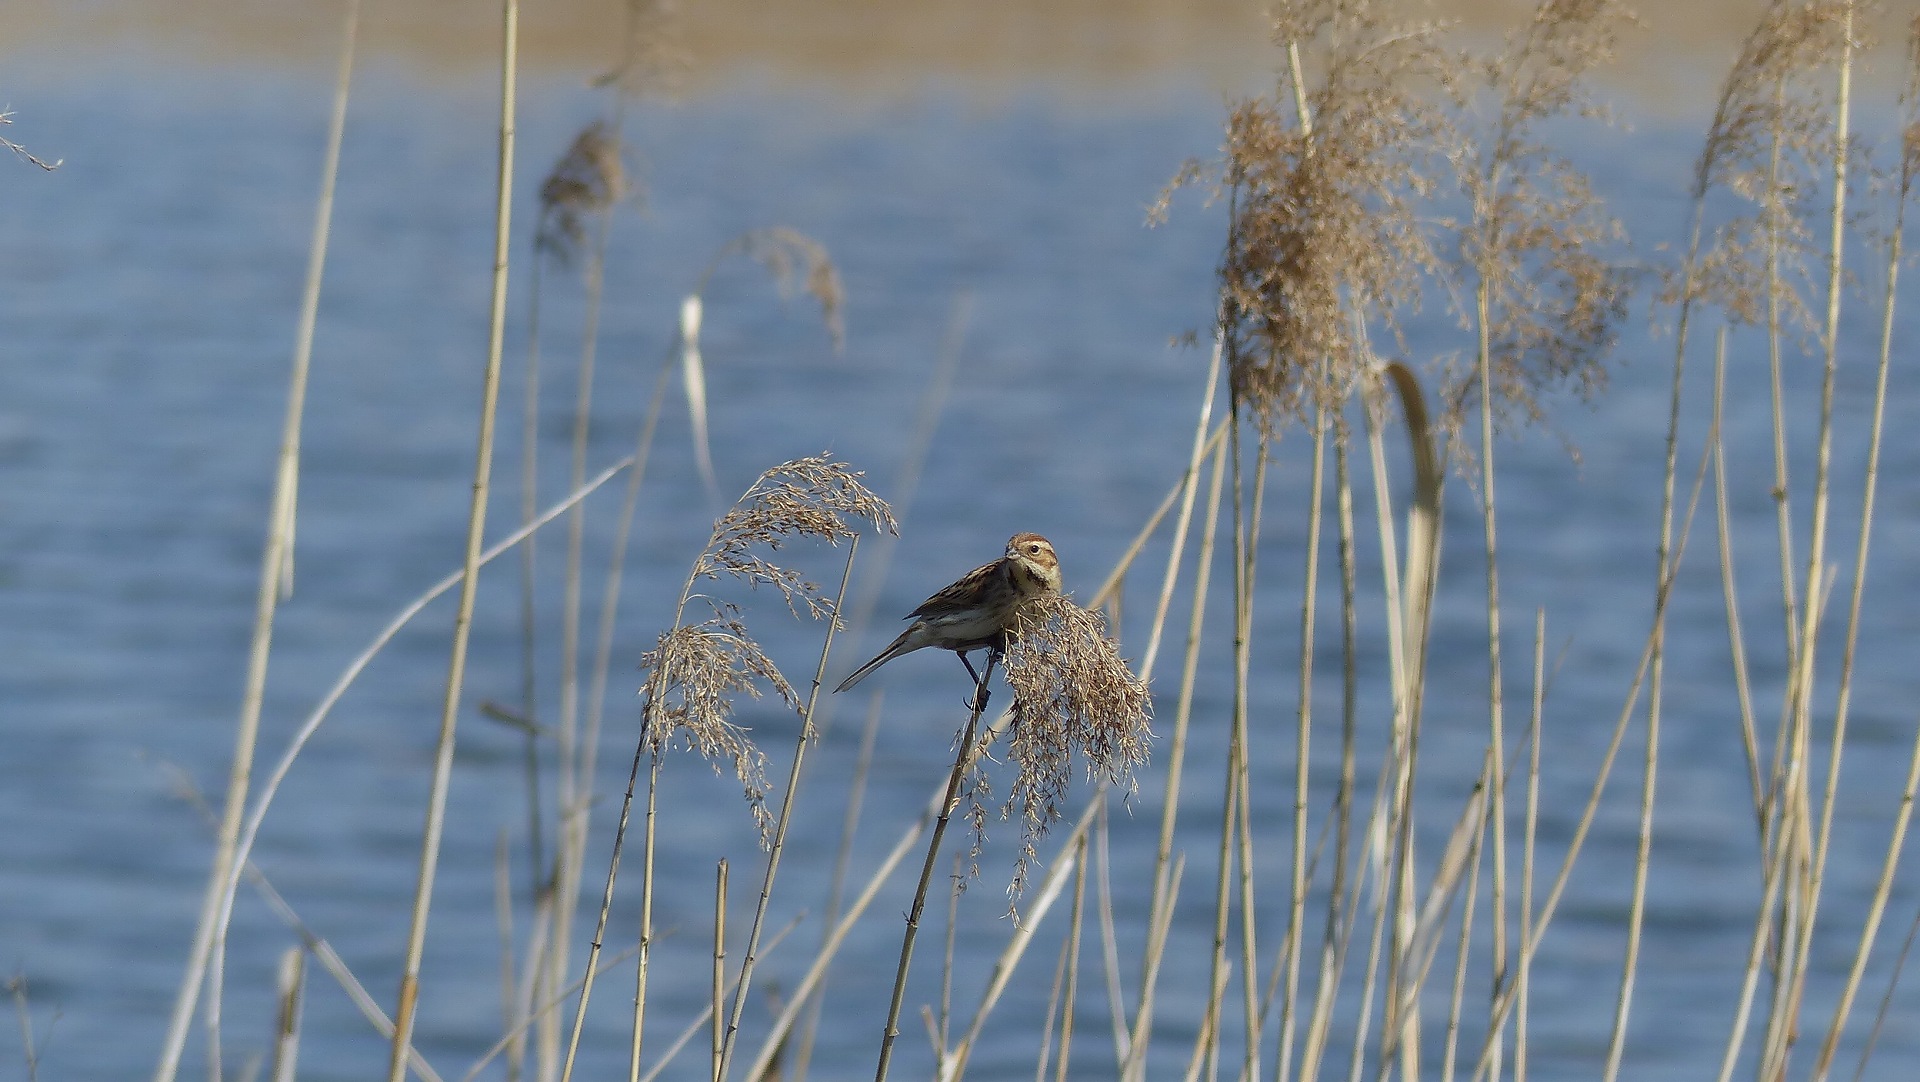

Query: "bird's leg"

xmin=987 ymin=646 xmax=1010 ymax=725
xmin=956 ymin=650 xmax=990 ymax=712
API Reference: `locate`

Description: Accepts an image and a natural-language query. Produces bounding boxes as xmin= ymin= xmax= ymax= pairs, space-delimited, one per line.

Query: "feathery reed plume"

xmin=1680 ymin=0 xmax=1853 ymax=329
xmin=564 ymin=456 xmax=891 ymax=1082
xmin=593 ymin=0 xmax=691 ymax=101
xmin=1196 ymin=0 xmax=1453 ymax=430
xmin=697 ymin=227 xmax=848 ymax=353
xmin=1447 ymin=0 xmax=1634 ymax=437
xmin=638 ymin=454 xmax=895 ymax=834
xmin=536 ymin=120 xmax=628 ymax=264
xmin=1002 ymin=592 xmax=1152 ymax=897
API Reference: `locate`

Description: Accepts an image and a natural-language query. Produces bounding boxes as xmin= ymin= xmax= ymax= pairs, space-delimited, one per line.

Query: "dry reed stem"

xmin=153 ymin=6 xmax=360 ymax=1079
xmin=1126 ymin=429 xmax=1228 ymax=1082
xmin=571 ymin=456 xmax=889 ymax=1082
xmin=1810 ymin=18 xmax=1920 ymax=1073
xmin=0 ymin=109 xmax=61 ymax=170
xmin=874 ymin=661 xmax=998 ymax=1082
xmin=714 ymin=541 xmax=861 ymax=1081
xmin=544 ymin=114 xmax=627 ymax=1082
xmin=1452 ymin=11 xmax=1632 ymax=1073
xmin=385 ymin=6 xmax=517 ymax=1078
xmin=161 ymin=765 xmax=449 ymax=1082
xmin=712 ymin=861 xmax=728 ymax=1082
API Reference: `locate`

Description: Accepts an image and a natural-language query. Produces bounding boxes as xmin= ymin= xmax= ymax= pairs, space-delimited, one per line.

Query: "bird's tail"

xmin=833 ymin=629 xmax=916 ymax=693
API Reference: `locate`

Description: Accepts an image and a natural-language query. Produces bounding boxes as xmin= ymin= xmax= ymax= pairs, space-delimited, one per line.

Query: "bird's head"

xmin=1005 ymin=532 xmax=1062 ymax=594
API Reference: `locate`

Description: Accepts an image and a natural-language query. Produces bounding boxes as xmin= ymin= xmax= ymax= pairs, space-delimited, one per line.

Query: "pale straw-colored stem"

xmin=1281 ymin=405 xmax=1328 ymax=1082
xmin=385 ymin=6 xmax=515 ymax=1078
xmin=713 ymin=542 xmax=858 ymax=1080
xmin=874 ymin=657 xmax=998 ymax=1082
xmin=1708 ymin=325 xmax=1765 ymax=812
xmin=1298 ymin=432 xmax=1361 ymax=1082
xmin=627 ymin=757 xmax=661 ymax=1082
xmin=1515 ymin=611 xmax=1544 ymax=1082
xmin=1471 ymin=432 xmax=1719 ymax=1082
xmin=1471 ymin=285 xmax=1510 ymax=1082
xmin=155 ymin=6 xmax=359 ymax=1079
xmin=712 ymin=861 xmax=728 ymax=1082
xmin=1441 ymin=784 xmax=1487 ymax=1082
xmin=204 ymin=450 xmax=622 ymax=1082
xmin=1813 ymin=56 xmax=1911 ymax=1082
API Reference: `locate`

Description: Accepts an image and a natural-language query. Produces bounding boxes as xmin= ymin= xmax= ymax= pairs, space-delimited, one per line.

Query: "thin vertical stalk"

xmin=516 ymin=232 xmax=547 ymax=914
xmin=387 ymin=2 xmax=518 ymax=1074
xmin=1812 ymin=40 xmax=1914 ymax=1073
xmin=270 ymin=948 xmax=306 ymax=1082
xmin=1128 ymin=429 xmax=1230 ymax=1082
xmin=1441 ymin=781 xmax=1487 ymax=1082
xmin=1281 ymin=407 xmax=1328 ymax=1082
xmin=1764 ymin=79 xmax=1802 ymax=664
xmin=713 ymin=861 xmax=729 ymax=1082
xmin=1298 ymin=428 xmax=1360 ymax=1082
xmin=628 ymin=758 xmax=662 ymax=1082
xmin=1036 ymin=931 xmax=1072 ymax=1082
xmin=1710 ymin=324 xmax=1765 ymax=811
xmin=1236 ymin=445 xmax=1270 ymax=1082
xmin=1057 ymin=837 xmax=1089 ymax=1082
xmin=875 ymin=659 xmax=998 ymax=1082
xmin=154 ymin=5 xmax=359 ymax=1078
xmin=716 ymin=542 xmax=859 ymax=1080
xmin=1515 ymin=611 xmax=1544 ymax=1082
xmin=1778 ymin=11 xmax=1856 ymax=1058
xmin=385 ymin=4 xmax=514 ymax=1078
xmin=1200 ymin=393 xmax=1250 ymax=1082
xmin=1471 ymin=285 xmax=1510 ymax=1082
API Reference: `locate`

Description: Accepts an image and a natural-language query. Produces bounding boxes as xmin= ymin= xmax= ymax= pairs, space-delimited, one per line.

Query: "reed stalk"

xmin=153 ymin=4 xmax=359 ymax=1078
xmin=385 ymin=6 xmax=517 ymax=1077
xmin=714 ymin=542 xmax=860 ymax=1079
xmin=1810 ymin=22 xmax=1920 ymax=1073
xmin=712 ymin=860 xmax=728 ymax=1082
xmin=874 ymin=660 xmax=998 ymax=1082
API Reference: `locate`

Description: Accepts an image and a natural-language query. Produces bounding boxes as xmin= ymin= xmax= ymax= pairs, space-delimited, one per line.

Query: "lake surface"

xmin=5 ymin=38 xmax=1920 ymax=1082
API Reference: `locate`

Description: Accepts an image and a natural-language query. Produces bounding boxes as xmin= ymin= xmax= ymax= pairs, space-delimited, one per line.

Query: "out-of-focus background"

xmin=7 ymin=2 xmax=1920 ymax=1081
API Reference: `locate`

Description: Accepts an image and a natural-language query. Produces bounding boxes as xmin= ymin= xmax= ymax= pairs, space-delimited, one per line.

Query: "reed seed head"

xmin=639 ymin=454 xmax=894 ymax=841
xmin=1442 ymin=0 xmax=1634 ymax=439
xmin=1676 ymin=0 xmax=1855 ymax=331
xmin=704 ymin=227 xmax=848 ymax=354
xmin=1208 ymin=1 xmax=1455 ymax=432
xmin=1000 ymin=592 xmax=1152 ymax=898
xmin=536 ymin=120 xmax=629 ymax=264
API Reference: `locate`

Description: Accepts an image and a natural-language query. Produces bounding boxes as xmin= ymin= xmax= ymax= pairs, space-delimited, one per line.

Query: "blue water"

xmin=5 ymin=54 xmax=1920 ymax=1082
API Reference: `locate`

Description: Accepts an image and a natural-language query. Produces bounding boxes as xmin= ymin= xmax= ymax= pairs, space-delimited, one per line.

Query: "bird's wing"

xmin=907 ymin=558 xmax=1003 ymax=620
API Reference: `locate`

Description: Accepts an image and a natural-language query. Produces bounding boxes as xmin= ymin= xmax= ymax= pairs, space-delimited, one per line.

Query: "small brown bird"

xmin=834 ymin=532 xmax=1062 ymax=693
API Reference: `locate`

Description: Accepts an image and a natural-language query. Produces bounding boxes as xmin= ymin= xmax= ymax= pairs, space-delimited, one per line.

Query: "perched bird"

xmin=834 ymin=532 xmax=1062 ymax=693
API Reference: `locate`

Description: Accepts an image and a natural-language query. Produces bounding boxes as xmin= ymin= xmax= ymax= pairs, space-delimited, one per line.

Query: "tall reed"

xmin=166 ymin=2 xmax=1920 ymax=1081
